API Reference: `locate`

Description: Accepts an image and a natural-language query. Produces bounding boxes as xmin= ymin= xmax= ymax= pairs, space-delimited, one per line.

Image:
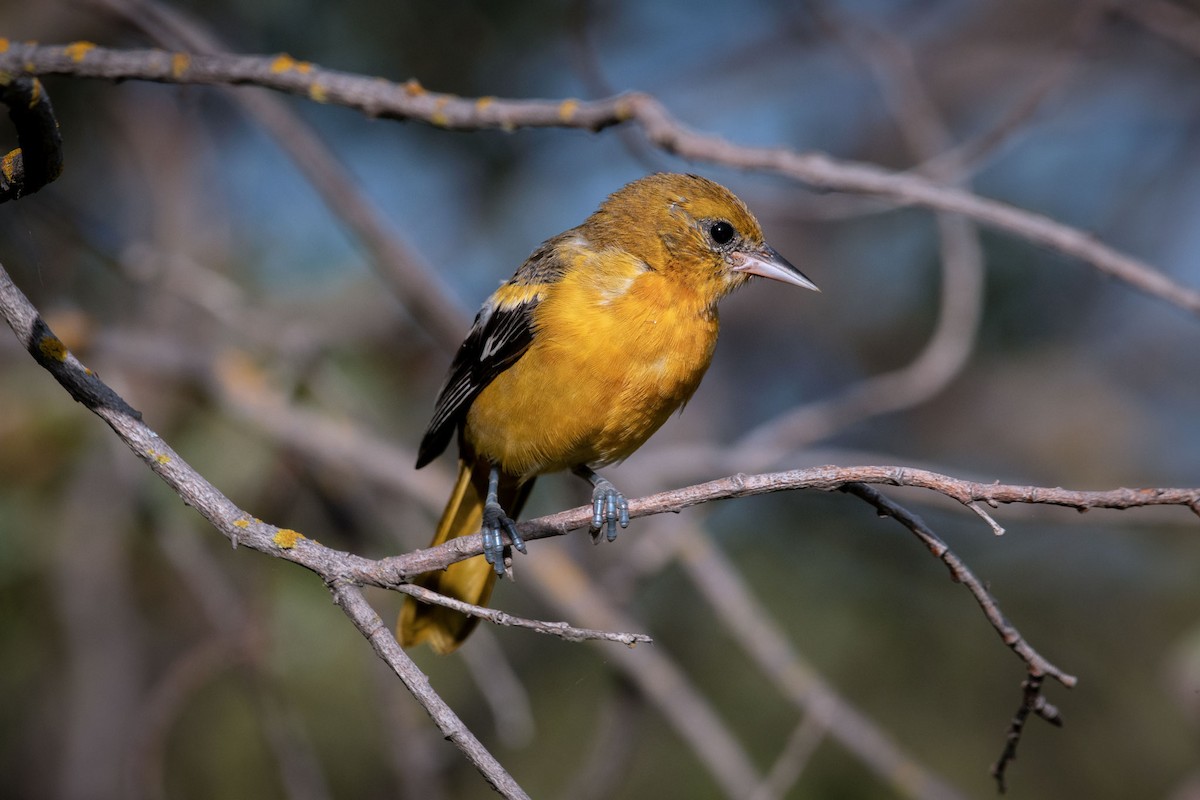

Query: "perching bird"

xmin=399 ymin=173 xmax=817 ymax=653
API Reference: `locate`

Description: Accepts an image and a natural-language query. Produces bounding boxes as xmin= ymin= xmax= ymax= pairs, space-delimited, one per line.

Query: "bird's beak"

xmin=731 ymin=245 xmax=819 ymax=291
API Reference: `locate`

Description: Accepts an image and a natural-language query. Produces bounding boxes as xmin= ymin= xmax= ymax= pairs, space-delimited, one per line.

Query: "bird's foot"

xmin=588 ymin=477 xmax=629 ymax=544
xmin=481 ymin=500 xmax=525 ymax=576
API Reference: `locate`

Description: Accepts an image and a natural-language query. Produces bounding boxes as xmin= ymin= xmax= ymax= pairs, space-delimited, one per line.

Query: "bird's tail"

xmin=398 ymin=458 xmax=531 ymax=654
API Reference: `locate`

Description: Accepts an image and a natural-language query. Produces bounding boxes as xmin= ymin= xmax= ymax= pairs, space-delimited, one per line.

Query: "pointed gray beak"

xmin=731 ymin=245 xmax=819 ymax=291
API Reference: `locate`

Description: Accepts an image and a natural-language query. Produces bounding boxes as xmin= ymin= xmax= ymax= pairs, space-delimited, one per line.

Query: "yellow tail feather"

xmin=398 ymin=459 xmax=531 ymax=654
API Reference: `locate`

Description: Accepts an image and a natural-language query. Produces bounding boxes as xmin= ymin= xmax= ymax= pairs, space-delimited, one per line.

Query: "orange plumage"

xmin=399 ymin=173 xmax=817 ymax=653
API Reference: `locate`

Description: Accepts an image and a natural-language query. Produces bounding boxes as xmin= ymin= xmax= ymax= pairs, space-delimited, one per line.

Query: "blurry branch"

xmin=328 ymin=583 xmax=532 ymax=800
xmin=750 ymin=715 xmax=828 ymax=800
xmin=150 ymin=520 xmax=333 ymax=800
xmin=1114 ymin=0 xmax=1200 ymax=57
xmin=456 ymin=629 xmax=536 ymax=746
xmin=4 ymin=42 xmax=1200 ymax=316
xmin=521 ymin=547 xmax=764 ymax=799
xmin=78 ymin=0 xmax=471 ymax=351
xmin=669 ymin=519 xmax=965 ymax=800
xmin=737 ymin=9 xmax=985 ymax=461
xmin=914 ymin=2 xmax=1105 ymax=179
xmin=556 ymin=682 xmax=644 ymax=800
xmin=131 ymin=634 xmax=246 ymax=800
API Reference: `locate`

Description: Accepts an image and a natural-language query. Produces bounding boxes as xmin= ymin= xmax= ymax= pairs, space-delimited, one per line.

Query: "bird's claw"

xmin=482 ymin=500 xmax=525 ymax=576
xmin=589 ymin=479 xmax=630 ymax=544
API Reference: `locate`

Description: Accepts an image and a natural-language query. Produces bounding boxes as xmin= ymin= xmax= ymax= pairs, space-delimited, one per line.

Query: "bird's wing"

xmin=415 ymin=235 xmax=574 ymax=468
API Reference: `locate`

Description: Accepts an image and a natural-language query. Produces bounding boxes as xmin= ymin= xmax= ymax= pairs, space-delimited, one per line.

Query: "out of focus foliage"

xmin=2 ymin=1 xmax=1199 ymax=798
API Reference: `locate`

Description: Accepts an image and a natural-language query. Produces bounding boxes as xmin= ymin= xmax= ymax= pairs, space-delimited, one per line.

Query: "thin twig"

xmin=841 ymin=482 xmax=1075 ymax=687
xmin=990 ymin=674 xmax=1063 ymax=793
xmin=396 ymin=583 xmax=652 ymax=646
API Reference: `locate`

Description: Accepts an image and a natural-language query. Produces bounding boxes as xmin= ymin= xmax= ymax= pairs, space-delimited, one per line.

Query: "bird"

xmin=398 ymin=172 xmax=817 ymax=654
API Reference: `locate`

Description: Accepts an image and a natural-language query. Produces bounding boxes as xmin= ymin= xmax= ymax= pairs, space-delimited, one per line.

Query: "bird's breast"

xmin=464 ymin=267 xmax=719 ymax=478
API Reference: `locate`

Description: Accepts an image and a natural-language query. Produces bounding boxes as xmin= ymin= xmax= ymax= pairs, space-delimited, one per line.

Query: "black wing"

xmin=414 ymin=237 xmax=572 ymax=468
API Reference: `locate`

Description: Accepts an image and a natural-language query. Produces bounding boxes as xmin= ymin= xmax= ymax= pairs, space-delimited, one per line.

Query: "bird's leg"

xmin=572 ymin=465 xmax=630 ymax=544
xmin=482 ymin=465 xmax=525 ymax=576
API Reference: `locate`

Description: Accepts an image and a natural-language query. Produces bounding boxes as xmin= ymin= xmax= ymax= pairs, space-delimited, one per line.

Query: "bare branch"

xmin=329 ymin=583 xmax=531 ymax=800
xmin=392 ymin=466 xmax=1200 ymax=579
xmin=991 ymin=674 xmax=1063 ymax=793
xmin=840 ymin=483 xmax=1075 ymax=688
xmin=396 ymin=583 xmax=652 ymax=646
xmin=4 ymin=41 xmax=1200 ymax=315
xmin=0 ymin=260 xmax=528 ymax=798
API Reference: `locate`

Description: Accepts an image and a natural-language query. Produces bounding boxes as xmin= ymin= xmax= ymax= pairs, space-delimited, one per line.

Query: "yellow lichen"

xmin=0 ymin=39 xmax=9 ymax=53
xmin=475 ymin=96 xmax=494 ymax=111
xmin=403 ymin=78 xmax=425 ymax=97
xmin=234 ymin=519 xmax=250 ymax=529
xmin=558 ymin=99 xmax=579 ymax=122
xmin=272 ymin=55 xmax=311 ymax=74
xmin=27 ymin=77 xmax=42 ymax=109
xmin=170 ymin=52 xmax=190 ymax=79
xmin=273 ymin=528 xmax=304 ymax=549
xmin=430 ymin=96 xmax=451 ymax=127
xmin=308 ymin=82 xmax=328 ymax=103
xmin=64 ymin=41 xmax=95 ymax=62
xmin=38 ymin=335 xmax=67 ymax=362
xmin=270 ymin=54 xmax=297 ymax=73
xmin=1 ymin=151 xmax=19 ymax=182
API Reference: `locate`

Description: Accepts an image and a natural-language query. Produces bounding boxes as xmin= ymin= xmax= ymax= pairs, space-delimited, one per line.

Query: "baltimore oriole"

xmin=399 ymin=173 xmax=817 ymax=653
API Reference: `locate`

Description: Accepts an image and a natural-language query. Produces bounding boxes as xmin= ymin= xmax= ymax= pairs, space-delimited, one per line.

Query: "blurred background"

xmin=2 ymin=0 xmax=1199 ymax=797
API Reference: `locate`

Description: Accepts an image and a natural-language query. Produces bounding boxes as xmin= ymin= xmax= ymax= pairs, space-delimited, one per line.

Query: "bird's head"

xmin=582 ymin=173 xmax=818 ymax=301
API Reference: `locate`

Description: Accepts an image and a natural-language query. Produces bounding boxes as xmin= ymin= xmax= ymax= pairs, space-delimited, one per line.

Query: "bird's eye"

xmin=709 ymin=221 xmax=735 ymax=245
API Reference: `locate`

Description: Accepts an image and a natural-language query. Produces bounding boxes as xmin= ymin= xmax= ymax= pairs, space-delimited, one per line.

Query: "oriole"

xmin=399 ymin=173 xmax=817 ymax=653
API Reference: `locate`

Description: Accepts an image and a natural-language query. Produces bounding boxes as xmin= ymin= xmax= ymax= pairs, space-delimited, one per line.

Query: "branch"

xmin=0 ymin=74 xmax=63 ymax=200
xmin=388 ymin=466 xmax=1200 ymax=579
xmin=4 ymin=40 xmax=1200 ymax=316
xmin=395 ymin=583 xmax=652 ymax=646
xmin=0 ymin=259 xmax=528 ymax=799
xmin=991 ymin=674 xmax=1063 ymax=794
xmin=329 ymin=583 xmax=531 ymax=800
xmin=841 ymin=482 xmax=1074 ymax=687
